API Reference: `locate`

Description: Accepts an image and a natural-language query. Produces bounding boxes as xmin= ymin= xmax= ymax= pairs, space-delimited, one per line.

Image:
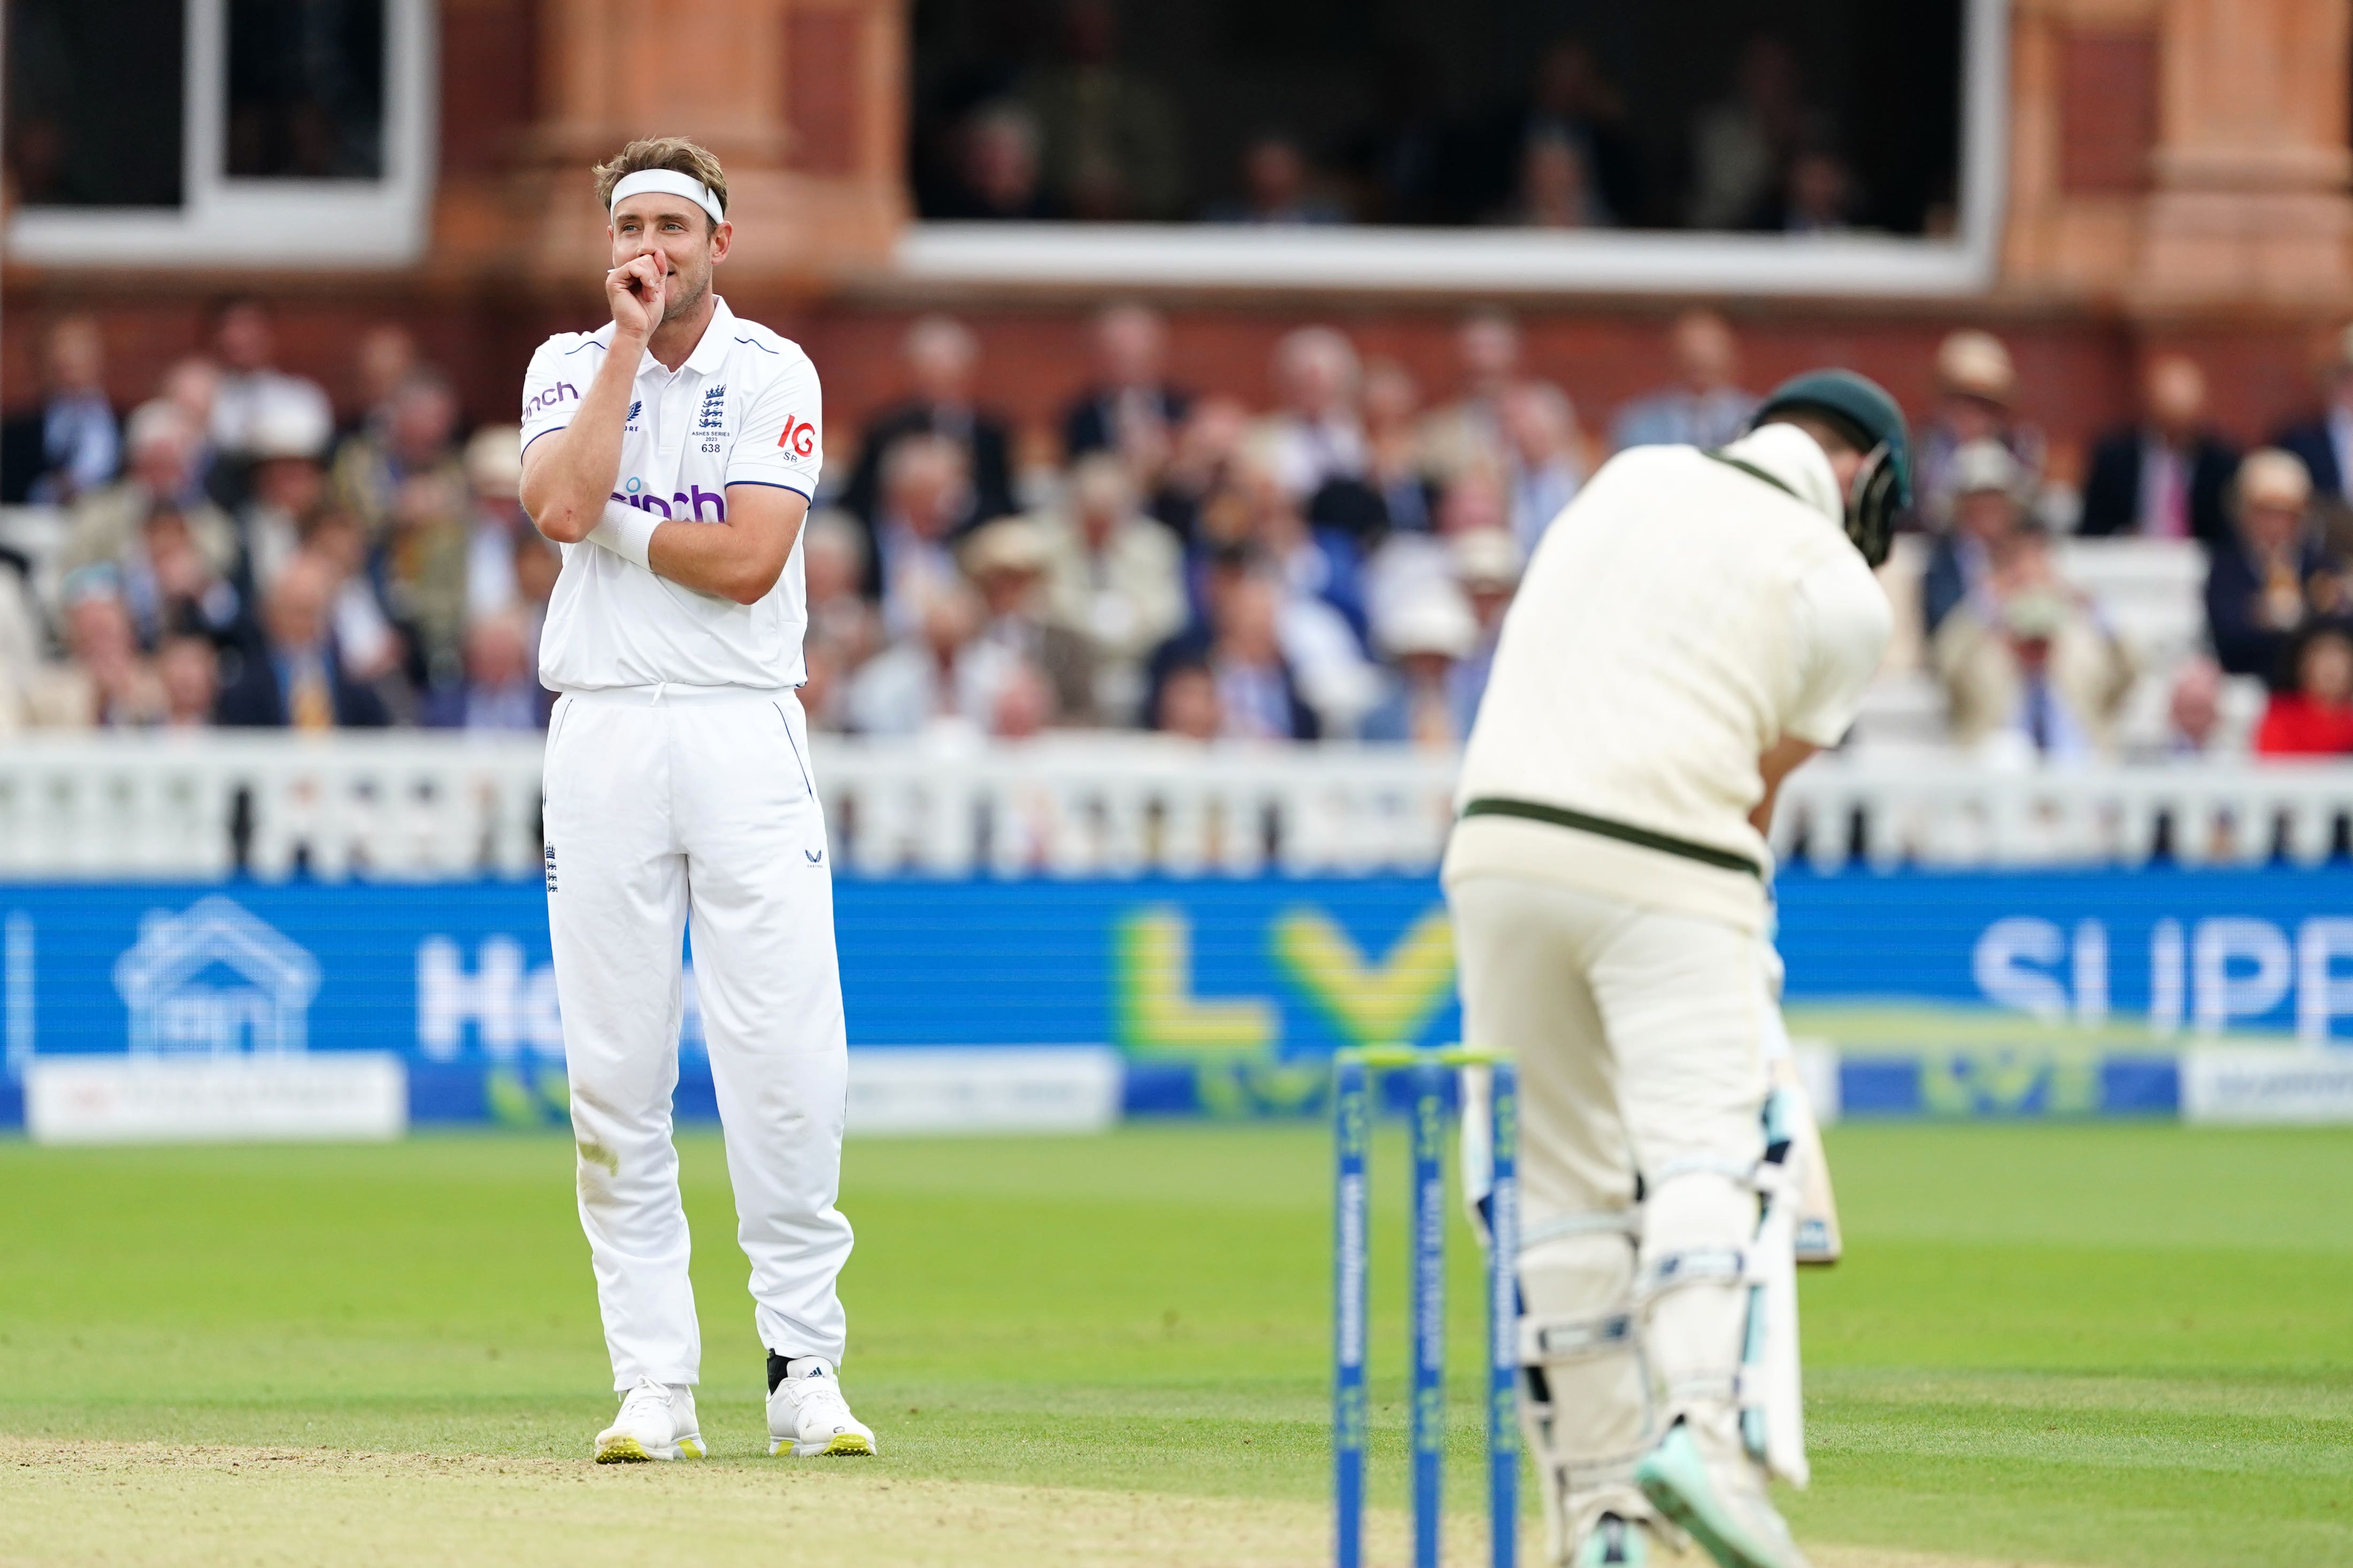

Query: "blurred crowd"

xmin=791 ymin=305 xmax=1572 ymax=747
xmin=918 ymin=21 xmax=1919 ymax=236
xmin=12 ymin=295 xmax=2353 ymax=763
xmin=0 ymin=301 xmax=551 ymax=735
xmin=1904 ymin=325 xmax=2353 ymax=762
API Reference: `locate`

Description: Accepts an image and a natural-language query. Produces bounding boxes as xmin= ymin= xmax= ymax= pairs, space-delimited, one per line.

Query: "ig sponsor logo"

xmin=778 ymin=415 xmax=817 ymax=458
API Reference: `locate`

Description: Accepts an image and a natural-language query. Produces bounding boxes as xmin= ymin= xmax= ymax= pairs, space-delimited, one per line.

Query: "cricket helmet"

xmin=1750 ymin=368 xmax=1911 ymax=568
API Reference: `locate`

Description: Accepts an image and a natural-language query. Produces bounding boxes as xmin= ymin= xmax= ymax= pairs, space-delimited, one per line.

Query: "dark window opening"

xmin=910 ymin=0 xmax=1965 ymax=234
xmin=226 ymin=0 xmax=387 ymax=180
xmin=6 ymin=0 xmax=187 ymax=208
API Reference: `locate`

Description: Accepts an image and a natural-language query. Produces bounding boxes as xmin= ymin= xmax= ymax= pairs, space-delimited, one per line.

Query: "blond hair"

xmin=593 ymin=137 xmax=729 ymax=226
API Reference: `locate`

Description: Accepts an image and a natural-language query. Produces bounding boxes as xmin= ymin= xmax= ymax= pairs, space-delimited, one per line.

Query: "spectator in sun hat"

xmin=2206 ymin=447 xmax=2343 ymax=688
xmin=1363 ymin=580 xmax=1479 ymax=747
xmin=207 ymin=297 xmax=334 ymax=485
xmin=1912 ymin=329 xmax=2046 ymax=535
xmin=963 ymin=514 xmax=1100 ymax=727
xmin=462 ymin=424 xmax=529 ymax=620
xmin=1934 ymin=516 xmax=2133 ymax=763
xmin=1448 ymin=526 xmax=1522 ymax=733
xmin=235 ymin=392 xmax=337 ymax=597
xmin=1921 ymin=439 xmax=2027 ymax=637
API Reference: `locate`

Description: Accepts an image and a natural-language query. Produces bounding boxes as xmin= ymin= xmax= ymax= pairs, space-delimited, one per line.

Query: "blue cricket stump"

xmin=1332 ymin=1046 xmax=1520 ymax=1568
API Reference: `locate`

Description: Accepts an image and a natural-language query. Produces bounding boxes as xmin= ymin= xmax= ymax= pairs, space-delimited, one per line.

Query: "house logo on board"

xmin=112 ymin=897 xmax=322 ymax=1055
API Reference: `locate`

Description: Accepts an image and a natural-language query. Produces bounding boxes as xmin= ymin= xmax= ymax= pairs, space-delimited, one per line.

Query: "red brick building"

xmin=5 ymin=0 xmax=2351 ymax=477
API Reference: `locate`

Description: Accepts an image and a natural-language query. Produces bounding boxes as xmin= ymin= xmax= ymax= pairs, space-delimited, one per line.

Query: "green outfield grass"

xmin=2 ymin=1120 xmax=2350 ymax=1566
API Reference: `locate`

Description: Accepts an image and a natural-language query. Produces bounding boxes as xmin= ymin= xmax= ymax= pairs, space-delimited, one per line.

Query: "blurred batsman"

xmin=1445 ymin=373 xmax=1901 ymax=1567
xmin=517 ymin=138 xmax=874 ymax=1464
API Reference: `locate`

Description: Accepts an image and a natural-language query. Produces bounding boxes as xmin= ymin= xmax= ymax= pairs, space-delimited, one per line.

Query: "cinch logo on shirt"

xmin=525 ymin=381 xmax=580 ymax=419
xmin=778 ymin=416 xmax=816 ymax=458
xmin=612 ymin=475 xmax=727 ymax=521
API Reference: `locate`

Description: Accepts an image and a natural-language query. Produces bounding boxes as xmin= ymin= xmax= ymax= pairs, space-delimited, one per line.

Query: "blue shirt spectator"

xmin=0 ymin=315 xmax=119 ymax=505
xmin=1610 ymin=310 xmax=1758 ymax=452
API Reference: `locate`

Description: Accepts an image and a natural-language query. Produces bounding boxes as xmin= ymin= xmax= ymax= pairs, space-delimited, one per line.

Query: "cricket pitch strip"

xmin=1 ymin=1436 xmax=2051 ymax=1568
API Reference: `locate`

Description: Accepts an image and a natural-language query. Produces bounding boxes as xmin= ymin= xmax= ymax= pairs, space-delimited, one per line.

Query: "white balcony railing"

xmin=1 ymin=732 xmax=2350 ymax=880
xmin=0 ymin=732 xmax=548 ymax=880
xmin=1770 ymin=756 xmax=2353 ymax=871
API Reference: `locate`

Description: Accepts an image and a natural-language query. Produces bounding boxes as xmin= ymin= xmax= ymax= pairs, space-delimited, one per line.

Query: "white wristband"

xmin=586 ymin=499 xmax=660 ymax=568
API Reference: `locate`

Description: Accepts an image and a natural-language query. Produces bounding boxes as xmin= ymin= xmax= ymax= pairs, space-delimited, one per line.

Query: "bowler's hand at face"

xmin=607 ymin=253 xmax=667 ymax=336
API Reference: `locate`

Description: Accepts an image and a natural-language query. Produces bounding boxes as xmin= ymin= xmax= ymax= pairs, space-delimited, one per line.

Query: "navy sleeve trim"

xmin=521 ymin=424 xmax=571 ymax=453
xmin=559 ymin=339 xmax=609 ymax=358
xmin=733 ymin=336 xmax=782 ymax=356
xmin=726 ymin=478 xmax=814 ymax=500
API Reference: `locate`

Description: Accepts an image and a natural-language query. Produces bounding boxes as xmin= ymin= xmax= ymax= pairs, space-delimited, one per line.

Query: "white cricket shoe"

xmin=1635 ymin=1422 xmax=1809 ymax=1568
xmin=594 ymin=1377 xmax=706 ymax=1463
xmin=766 ymin=1356 xmax=876 ymax=1457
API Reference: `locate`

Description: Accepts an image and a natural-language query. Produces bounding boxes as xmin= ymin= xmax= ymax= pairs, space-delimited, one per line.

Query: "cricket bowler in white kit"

xmin=516 ymin=137 xmax=874 ymax=1464
xmin=1446 ymin=372 xmax=1904 ymax=1568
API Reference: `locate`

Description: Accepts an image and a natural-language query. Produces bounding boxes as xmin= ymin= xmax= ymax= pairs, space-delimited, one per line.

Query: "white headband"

xmin=609 ymin=169 xmax=725 ymax=226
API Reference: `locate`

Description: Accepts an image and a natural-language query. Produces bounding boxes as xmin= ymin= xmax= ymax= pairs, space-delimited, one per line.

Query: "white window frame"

xmin=897 ymin=0 xmax=2006 ymax=298
xmin=6 ymin=0 xmax=436 ymax=268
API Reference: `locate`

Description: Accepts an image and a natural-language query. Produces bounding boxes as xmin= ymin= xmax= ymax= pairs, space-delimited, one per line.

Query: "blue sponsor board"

xmin=1777 ymin=866 xmax=2353 ymax=1036
xmin=4 ymin=867 xmax=2352 ymax=1128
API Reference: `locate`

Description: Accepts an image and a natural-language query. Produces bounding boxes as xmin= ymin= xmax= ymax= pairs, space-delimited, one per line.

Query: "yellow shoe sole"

xmin=595 ymin=1434 xmax=704 ymax=1463
xmin=771 ymin=1431 xmax=876 ymax=1457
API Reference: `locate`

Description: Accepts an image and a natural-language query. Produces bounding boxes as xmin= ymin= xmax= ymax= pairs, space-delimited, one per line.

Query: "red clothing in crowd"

xmin=2254 ymin=694 xmax=2353 ymax=755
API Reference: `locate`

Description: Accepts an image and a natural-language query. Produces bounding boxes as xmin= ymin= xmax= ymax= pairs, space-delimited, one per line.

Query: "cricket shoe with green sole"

xmin=593 ymin=1377 xmax=706 ymax=1463
xmin=766 ymin=1356 xmax=877 ymax=1457
xmin=1574 ymin=1511 xmax=1650 ymax=1567
xmin=1634 ymin=1422 xmax=1810 ymax=1568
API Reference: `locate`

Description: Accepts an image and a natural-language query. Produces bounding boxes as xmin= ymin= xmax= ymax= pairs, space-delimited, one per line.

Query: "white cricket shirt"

xmin=520 ymin=296 xmax=824 ymax=692
xmin=1444 ymin=423 xmax=1891 ymax=932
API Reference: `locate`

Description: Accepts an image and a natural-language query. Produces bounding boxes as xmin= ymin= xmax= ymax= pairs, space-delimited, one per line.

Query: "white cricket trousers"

xmin=1449 ymin=872 xmax=1767 ymax=1524
xmin=543 ymin=685 xmax=852 ymax=1391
